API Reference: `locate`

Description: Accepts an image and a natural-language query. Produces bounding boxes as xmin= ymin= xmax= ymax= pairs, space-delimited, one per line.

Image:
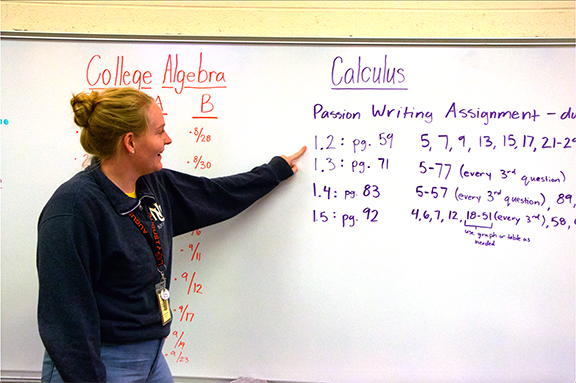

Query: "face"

xmin=132 ymin=103 xmax=172 ymax=175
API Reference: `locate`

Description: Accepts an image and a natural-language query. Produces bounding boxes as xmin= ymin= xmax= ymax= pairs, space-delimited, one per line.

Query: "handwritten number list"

xmin=310 ymin=54 xmax=576 ymax=247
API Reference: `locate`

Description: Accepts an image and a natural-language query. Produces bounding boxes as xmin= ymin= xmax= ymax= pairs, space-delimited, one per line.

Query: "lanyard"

xmin=127 ymin=206 xmax=172 ymax=325
xmin=127 ymin=208 xmax=166 ymax=272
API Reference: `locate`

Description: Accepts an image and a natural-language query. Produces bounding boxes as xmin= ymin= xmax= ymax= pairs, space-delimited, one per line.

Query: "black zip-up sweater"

xmin=37 ymin=157 xmax=293 ymax=382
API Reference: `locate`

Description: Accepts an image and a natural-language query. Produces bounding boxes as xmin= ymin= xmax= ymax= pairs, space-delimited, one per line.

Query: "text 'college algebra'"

xmin=85 ymin=53 xmax=226 ymax=93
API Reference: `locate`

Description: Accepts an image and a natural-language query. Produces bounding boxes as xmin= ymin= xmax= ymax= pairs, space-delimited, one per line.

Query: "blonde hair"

xmin=71 ymin=87 xmax=155 ymax=162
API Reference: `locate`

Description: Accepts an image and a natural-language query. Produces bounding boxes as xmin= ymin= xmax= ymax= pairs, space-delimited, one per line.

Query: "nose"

xmin=164 ymin=131 xmax=173 ymax=145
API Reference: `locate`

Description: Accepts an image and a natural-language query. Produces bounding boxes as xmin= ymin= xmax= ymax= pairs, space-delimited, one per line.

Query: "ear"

xmin=122 ymin=132 xmax=136 ymax=155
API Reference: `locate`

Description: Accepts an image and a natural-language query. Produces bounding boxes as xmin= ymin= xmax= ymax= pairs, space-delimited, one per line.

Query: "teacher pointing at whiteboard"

xmin=37 ymin=86 xmax=306 ymax=383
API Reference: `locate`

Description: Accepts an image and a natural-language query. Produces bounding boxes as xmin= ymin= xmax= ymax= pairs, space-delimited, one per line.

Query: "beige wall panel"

xmin=1 ymin=1 xmax=575 ymax=38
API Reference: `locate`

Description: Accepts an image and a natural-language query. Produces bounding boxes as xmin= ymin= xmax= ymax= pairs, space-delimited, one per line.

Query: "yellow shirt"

xmin=126 ymin=190 xmax=137 ymax=199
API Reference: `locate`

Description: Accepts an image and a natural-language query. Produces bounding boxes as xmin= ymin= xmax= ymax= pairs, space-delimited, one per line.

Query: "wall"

xmin=1 ymin=1 xmax=575 ymax=39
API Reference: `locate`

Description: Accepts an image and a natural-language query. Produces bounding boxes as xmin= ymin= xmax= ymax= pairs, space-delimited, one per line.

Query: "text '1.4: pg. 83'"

xmin=313 ymin=183 xmax=381 ymax=200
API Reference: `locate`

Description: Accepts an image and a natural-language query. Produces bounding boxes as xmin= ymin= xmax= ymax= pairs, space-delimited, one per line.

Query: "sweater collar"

xmin=88 ymin=164 xmax=155 ymax=216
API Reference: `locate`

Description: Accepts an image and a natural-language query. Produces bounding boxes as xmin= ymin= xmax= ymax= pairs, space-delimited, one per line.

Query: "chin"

xmin=143 ymin=164 xmax=163 ymax=176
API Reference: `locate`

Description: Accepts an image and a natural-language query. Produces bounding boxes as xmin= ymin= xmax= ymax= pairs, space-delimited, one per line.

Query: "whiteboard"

xmin=1 ymin=37 xmax=575 ymax=383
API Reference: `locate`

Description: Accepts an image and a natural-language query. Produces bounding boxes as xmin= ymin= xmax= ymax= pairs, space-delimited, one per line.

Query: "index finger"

xmin=285 ymin=146 xmax=307 ymax=163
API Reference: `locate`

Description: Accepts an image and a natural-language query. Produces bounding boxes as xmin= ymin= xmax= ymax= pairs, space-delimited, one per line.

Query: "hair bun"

xmin=70 ymin=91 xmax=98 ymax=128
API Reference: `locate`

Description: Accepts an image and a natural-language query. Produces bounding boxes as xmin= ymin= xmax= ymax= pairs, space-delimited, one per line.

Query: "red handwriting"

xmin=177 ymin=305 xmax=195 ymax=322
xmin=189 ymin=243 xmax=201 ymax=261
xmin=84 ymin=54 xmax=225 ymax=119
xmin=180 ymin=271 xmax=203 ymax=295
xmin=162 ymin=53 xmax=226 ymax=95
xmin=165 ymin=331 xmax=189 ymax=363
xmin=193 ymin=127 xmax=211 ymax=142
xmin=86 ymin=55 xmax=152 ymax=90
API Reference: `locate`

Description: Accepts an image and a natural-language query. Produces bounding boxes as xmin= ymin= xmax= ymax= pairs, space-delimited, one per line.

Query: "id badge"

xmin=155 ymin=279 xmax=172 ymax=326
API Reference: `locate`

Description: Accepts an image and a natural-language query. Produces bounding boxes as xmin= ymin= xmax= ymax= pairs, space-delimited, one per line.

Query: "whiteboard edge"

xmin=1 ymin=31 xmax=575 ymax=46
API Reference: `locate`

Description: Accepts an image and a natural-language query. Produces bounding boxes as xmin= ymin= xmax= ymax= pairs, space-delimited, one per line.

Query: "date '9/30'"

xmin=313 ymin=208 xmax=379 ymax=227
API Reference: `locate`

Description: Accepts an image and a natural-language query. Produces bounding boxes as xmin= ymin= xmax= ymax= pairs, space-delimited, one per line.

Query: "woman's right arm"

xmin=37 ymin=214 xmax=106 ymax=383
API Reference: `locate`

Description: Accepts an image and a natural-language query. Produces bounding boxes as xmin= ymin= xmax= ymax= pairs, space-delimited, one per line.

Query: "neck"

xmin=100 ymin=156 xmax=139 ymax=194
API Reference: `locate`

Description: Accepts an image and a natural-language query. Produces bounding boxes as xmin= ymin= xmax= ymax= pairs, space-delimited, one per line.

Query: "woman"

xmin=37 ymin=87 xmax=306 ymax=383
